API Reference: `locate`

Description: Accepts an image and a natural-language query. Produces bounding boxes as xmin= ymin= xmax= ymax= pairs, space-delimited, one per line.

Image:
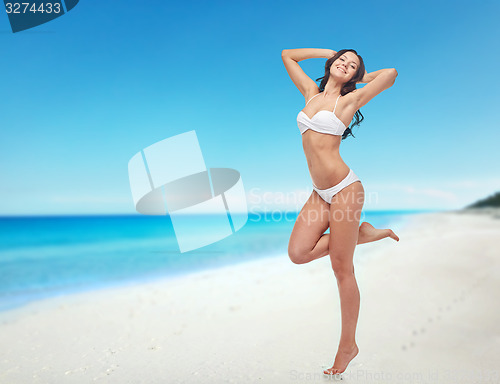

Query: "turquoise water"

xmin=0 ymin=210 xmax=432 ymax=312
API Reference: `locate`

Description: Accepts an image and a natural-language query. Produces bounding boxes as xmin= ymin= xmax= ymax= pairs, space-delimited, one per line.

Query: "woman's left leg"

xmin=324 ymin=180 xmax=365 ymax=375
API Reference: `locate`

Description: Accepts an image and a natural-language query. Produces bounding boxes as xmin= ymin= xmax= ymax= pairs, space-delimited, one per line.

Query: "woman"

xmin=282 ymin=48 xmax=400 ymax=376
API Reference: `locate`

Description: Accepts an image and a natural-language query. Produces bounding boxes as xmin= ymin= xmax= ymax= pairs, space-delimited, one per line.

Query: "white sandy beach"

xmin=1 ymin=210 xmax=499 ymax=383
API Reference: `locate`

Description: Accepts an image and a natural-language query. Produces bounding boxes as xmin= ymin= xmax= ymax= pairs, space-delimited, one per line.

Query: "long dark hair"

xmin=315 ymin=49 xmax=365 ymax=140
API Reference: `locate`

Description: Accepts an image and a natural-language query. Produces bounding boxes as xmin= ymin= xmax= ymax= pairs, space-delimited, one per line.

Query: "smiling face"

xmin=330 ymin=51 xmax=360 ymax=82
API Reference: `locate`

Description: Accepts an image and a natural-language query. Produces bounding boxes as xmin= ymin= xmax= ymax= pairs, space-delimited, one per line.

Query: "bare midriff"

xmin=302 ymin=131 xmax=350 ymax=190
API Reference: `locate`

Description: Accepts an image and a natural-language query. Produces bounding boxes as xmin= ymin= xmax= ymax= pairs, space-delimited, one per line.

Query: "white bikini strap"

xmin=305 ymin=92 xmax=322 ymax=106
xmin=333 ymin=94 xmax=341 ymax=113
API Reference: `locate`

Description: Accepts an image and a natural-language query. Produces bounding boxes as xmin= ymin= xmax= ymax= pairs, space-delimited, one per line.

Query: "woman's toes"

xmin=324 ymin=368 xmax=341 ymax=375
xmin=389 ymin=230 xmax=400 ymax=242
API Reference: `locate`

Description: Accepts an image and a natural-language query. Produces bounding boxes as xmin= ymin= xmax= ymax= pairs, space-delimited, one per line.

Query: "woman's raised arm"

xmin=357 ymin=68 xmax=396 ymax=84
xmin=281 ymin=48 xmax=336 ymax=98
xmin=353 ymin=68 xmax=398 ymax=109
xmin=281 ymin=48 xmax=336 ymax=62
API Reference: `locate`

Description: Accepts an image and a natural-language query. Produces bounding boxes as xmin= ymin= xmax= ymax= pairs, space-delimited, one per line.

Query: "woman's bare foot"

xmin=357 ymin=221 xmax=399 ymax=245
xmin=323 ymin=343 xmax=359 ymax=375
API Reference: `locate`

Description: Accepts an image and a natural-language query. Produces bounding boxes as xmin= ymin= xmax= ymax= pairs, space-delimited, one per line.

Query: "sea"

xmin=0 ymin=210 xmax=433 ymax=312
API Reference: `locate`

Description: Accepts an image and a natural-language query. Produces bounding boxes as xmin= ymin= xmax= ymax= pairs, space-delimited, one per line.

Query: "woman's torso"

xmin=297 ymin=92 xmax=355 ymax=189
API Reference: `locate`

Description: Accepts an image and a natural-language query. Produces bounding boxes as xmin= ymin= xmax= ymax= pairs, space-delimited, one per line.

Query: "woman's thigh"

xmin=288 ymin=190 xmax=330 ymax=261
xmin=329 ymin=181 xmax=365 ymax=272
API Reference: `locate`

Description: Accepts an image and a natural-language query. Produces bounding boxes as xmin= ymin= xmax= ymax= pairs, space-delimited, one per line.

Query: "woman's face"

xmin=330 ymin=52 xmax=360 ymax=81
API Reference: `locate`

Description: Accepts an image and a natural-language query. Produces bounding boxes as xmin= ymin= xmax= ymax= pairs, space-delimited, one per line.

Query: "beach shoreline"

xmin=1 ymin=209 xmax=499 ymax=383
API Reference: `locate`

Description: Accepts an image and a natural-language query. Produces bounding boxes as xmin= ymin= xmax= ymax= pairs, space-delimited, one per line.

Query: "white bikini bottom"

xmin=312 ymin=168 xmax=361 ymax=204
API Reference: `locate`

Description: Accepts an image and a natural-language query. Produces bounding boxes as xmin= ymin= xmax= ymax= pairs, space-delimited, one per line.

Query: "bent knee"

xmin=288 ymin=246 xmax=308 ymax=264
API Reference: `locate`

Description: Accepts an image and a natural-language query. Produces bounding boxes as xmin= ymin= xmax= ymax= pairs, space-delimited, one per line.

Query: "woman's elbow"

xmin=385 ymin=68 xmax=398 ymax=84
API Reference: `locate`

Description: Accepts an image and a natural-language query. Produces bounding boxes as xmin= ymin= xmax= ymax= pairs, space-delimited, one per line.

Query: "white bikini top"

xmin=297 ymin=93 xmax=347 ymax=136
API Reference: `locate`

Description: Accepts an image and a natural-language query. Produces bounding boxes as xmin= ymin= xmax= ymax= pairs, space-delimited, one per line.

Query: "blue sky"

xmin=1 ymin=0 xmax=499 ymax=216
